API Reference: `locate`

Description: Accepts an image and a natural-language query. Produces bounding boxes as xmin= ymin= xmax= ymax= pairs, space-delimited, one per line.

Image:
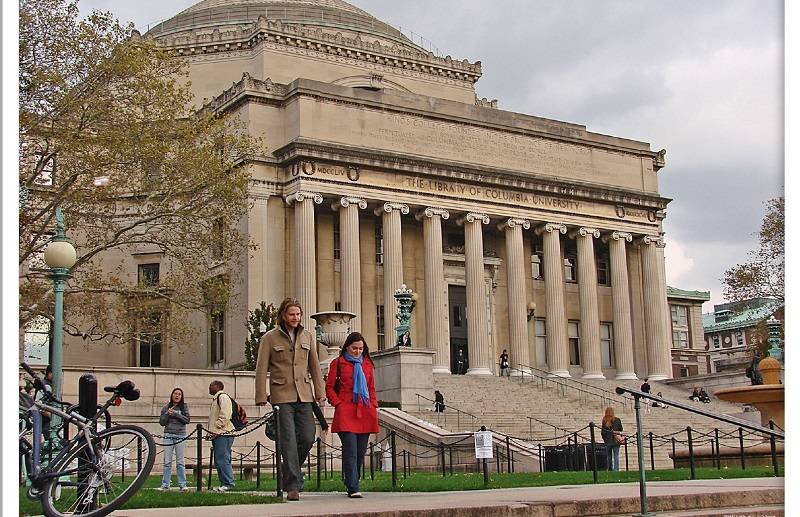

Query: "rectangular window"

xmin=534 ymin=318 xmax=547 ymax=366
xmin=568 ymin=320 xmax=580 ymax=365
xmin=531 ymin=239 xmax=544 ymax=280
xmin=680 ymin=366 xmax=690 ymax=378
xmin=453 ymin=305 xmax=462 ymax=327
xmin=210 ymin=310 xmax=225 ymax=364
xmin=137 ymin=263 xmax=160 ymax=286
xmin=735 ymin=331 xmax=744 ymax=346
xmin=671 ymin=305 xmax=688 ymax=326
xmin=600 ymin=323 xmax=614 ymax=367
xmin=712 ymin=335 xmax=721 ymax=349
xmin=672 ymin=330 xmax=689 ymax=349
xmin=375 ymin=222 xmax=384 ymax=265
xmin=563 ymin=240 xmax=577 ymax=283
xmin=596 ymin=241 xmax=610 ymax=286
xmin=334 ymin=301 xmax=342 ymax=311
xmin=211 ymin=218 xmax=224 ymax=260
xmin=333 ymin=221 xmax=341 ymax=260
xmin=376 ymin=304 xmax=386 ymax=350
xmin=138 ymin=312 xmax=162 ymax=367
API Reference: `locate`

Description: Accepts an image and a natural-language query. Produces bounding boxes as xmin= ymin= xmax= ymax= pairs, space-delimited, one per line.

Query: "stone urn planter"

xmin=310 ymin=311 xmax=357 ymax=364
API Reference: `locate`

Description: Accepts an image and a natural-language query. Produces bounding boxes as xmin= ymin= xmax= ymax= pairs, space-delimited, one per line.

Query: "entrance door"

xmin=448 ymin=285 xmax=468 ymax=374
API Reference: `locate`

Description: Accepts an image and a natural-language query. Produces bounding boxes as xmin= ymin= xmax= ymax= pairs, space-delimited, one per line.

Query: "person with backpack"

xmin=159 ymin=387 xmax=191 ymax=490
xmin=326 ymin=332 xmax=379 ymax=498
xmin=208 ymin=380 xmax=235 ymax=491
xmin=255 ymin=298 xmax=324 ymax=502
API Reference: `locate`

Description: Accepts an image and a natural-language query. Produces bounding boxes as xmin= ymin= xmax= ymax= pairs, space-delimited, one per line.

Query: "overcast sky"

xmin=80 ymin=0 xmax=785 ymax=310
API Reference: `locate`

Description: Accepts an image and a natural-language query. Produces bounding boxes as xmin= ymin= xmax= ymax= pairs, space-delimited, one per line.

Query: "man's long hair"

xmin=277 ymin=297 xmax=302 ymax=326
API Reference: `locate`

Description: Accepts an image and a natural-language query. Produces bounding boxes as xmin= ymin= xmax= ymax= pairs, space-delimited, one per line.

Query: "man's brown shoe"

xmin=287 ymin=490 xmax=300 ymax=501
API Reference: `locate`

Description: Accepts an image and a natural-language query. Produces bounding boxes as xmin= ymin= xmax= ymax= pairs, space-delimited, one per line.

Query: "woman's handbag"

xmin=613 ymin=431 xmax=625 ymax=445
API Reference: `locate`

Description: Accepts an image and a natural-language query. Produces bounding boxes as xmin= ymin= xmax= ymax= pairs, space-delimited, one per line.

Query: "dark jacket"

xmin=159 ymin=404 xmax=191 ymax=435
xmin=326 ymin=356 xmax=379 ymax=435
xmin=600 ymin=417 xmax=623 ymax=445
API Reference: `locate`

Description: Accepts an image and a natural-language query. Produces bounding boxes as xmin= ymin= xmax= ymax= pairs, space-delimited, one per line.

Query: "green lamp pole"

xmin=43 ymin=208 xmax=77 ymax=447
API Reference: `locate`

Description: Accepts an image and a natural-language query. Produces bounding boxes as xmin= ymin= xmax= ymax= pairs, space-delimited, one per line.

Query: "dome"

xmin=149 ymin=0 xmax=414 ymax=48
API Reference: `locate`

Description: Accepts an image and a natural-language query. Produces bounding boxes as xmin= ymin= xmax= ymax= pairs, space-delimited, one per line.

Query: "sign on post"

xmin=474 ymin=430 xmax=493 ymax=459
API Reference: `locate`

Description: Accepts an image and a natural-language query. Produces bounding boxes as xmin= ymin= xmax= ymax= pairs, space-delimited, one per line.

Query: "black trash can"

xmin=543 ymin=446 xmax=568 ymax=472
xmin=587 ymin=443 xmax=609 ymax=471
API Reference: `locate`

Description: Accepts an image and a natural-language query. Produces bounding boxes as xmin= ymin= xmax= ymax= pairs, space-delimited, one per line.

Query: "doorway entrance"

xmin=448 ymin=285 xmax=468 ymax=374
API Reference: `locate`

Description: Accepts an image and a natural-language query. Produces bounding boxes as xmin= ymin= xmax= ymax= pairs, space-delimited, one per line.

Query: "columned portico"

xmin=376 ymin=202 xmax=409 ymax=344
xmin=417 ymin=207 xmax=450 ymax=373
xmin=606 ymin=231 xmax=637 ymax=380
xmin=285 ymin=191 xmax=323 ymax=330
xmin=639 ymin=235 xmax=671 ymax=380
xmin=572 ymin=227 xmax=603 ymax=378
xmin=536 ymin=222 xmax=570 ymax=377
xmin=458 ymin=212 xmax=492 ymax=375
xmin=499 ymin=218 xmax=531 ymax=372
xmin=335 ymin=196 xmax=367 ymax=332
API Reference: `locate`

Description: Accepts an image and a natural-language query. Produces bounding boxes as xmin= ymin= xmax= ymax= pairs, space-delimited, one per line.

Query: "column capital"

xmin=638 ymin=234 xmax=665 ymax=247
xmin=457 ymin=212 xmax=490 ymax=226
xmin=497 ymin=217 xmax=530 ymax=232
xmin=333 ymin=196 xmax=367 ymax=211
xmin=603 ymin=231 xmax=634 ymax=243
xmin=534 ymin=222 xmax=567 ymax=235
xmin=375 ymin=202 xmax=410 ymax=216
xmin=568 ymin=227 xmax=600 ymax=239
xmin=415 ymin=207 xmax=450 ymax=221
xmin=285 ymin=191 xmax=323 ymax=206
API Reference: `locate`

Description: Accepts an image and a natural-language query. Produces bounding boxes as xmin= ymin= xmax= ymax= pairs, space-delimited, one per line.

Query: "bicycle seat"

xmin=104 ymin=380 xmax=140 ymax=401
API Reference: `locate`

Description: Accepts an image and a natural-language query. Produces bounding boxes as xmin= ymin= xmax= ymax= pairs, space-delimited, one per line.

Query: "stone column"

xmin=536 ymin=223 xmax=570 ymax=377
xmin=458 ymin=212 xmax=492 ymax=375
xmin=571 ymin=227 xmax=603 ymax=379
xmin=639 ymin=235 xmax=670 ymax=381
xmin=334 ymin=196 xmax=367 ymax=332
xmin=656 ymin=240 xmax=674 ymax=380
xmin=605 ymin=231 xmax=637 ymax=380
xmin=285 ymin=191 xmax=323 ymax=330
xmin=416 ymin=207 xmax=450 ymax=373
xmin=499 ymin=218 xmax=531 ymax=372
xmin=376 ymin=202 xmax=409 ymax=344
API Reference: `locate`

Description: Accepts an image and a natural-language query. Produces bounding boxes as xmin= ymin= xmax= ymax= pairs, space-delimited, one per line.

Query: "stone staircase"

xmin=405 ymin=373 xmax=759 ymax=470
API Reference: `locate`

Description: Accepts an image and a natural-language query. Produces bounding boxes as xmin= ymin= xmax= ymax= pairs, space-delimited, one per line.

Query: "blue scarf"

xmin=343 ymin=352 xmax=370 ymax=406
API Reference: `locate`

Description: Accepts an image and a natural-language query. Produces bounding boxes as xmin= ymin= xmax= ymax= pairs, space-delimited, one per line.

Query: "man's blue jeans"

xmin=338 ymin=432 xmax=369 ymax=494
xmin=161 ymin=433 xmax=187 ymax=488
xmin=212 ymin=436 xmax=235 ymax=487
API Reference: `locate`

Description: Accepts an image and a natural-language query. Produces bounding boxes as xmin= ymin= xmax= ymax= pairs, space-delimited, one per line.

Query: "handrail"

xmin=615 ymin=386 xmax=784 ymax=439
xmin=414 ymin=393 xmax=479 ymax=421
xmin=516 ymin=363 xmax=632 ymax=410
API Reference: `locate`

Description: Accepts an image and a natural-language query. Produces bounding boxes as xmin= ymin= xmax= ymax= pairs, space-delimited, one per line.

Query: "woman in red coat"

xmin=326 ymin=332 xmax=379 ymax=498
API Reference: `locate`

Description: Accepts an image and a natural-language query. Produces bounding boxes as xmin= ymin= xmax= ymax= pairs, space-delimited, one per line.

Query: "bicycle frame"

xmin=21 ymin=392 xmax=101 ymax=487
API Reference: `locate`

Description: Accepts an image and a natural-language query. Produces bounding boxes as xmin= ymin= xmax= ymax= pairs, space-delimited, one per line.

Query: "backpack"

xmin=218 ymin=393 xmax=248 ymax=431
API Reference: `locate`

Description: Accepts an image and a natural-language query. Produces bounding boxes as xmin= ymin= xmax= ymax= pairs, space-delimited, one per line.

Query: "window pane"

xmin=534 ymin=318 xmax=547 ymax=366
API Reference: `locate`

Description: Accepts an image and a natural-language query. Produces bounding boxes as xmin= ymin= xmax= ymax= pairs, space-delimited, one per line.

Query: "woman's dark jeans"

xmin=338 ymin=432 xmax=370 ymax=493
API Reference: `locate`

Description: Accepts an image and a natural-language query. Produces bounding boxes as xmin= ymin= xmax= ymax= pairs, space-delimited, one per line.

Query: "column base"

xmin=615 ymin=372 xmax=638 ymax=380
xmin=432 ymin=366 xmax=452 ymax=374
xmin=582 ymin=372 xmax=606 ymax=380
xmin=547 ymin=369 xmax=571 ymax=378
xmin=647 ymin=374 xmax=669 ymax=381
xmin=466 ymin=367 xmax=493 ymax=376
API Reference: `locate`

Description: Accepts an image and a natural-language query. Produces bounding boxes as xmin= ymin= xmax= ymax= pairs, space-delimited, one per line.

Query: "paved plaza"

xmin=117 ymin=477 xmax=783 ymax=516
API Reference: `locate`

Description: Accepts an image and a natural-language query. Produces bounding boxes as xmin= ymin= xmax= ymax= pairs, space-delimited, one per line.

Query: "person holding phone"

xmin=159 ymin=387 xmax=191 ymax=490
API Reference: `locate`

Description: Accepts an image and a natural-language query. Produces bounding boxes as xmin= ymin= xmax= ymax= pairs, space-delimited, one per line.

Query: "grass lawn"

xmin=19 ymin=466 xmax=782 ymax=515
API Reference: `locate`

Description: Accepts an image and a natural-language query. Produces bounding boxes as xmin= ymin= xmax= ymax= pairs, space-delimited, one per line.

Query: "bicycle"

xmin=19 ymin=363 xmax=156 ymax=517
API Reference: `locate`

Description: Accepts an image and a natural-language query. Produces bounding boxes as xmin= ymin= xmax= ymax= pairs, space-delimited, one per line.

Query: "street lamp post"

xmin=43 ymin=207 xmax=77 ymax=446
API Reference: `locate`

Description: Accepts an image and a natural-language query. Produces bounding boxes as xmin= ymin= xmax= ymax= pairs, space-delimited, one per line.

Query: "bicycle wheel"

xmin=40 ymin=424 xmax=156 ymax=517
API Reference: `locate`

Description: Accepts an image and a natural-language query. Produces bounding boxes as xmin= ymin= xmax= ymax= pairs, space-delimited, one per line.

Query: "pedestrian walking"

xmin=159 ymin=387 xmax=190 ymax=490
xmin=255 ymin=298 xmax=325 ymax=502
xmin=600 ymin=407 xmax=624 ymax=471
xmin=455 ymin=349 xmax=466 ymax=375
xmin=326 ymin=332 xmax=379 ymax=498
xmin=640 ymin=378 xmax=651 ymax=414
xmin=208 ymin=380 xmax=235 ymax=491
xmin=499 ymin=349 xmax=510 ymax=377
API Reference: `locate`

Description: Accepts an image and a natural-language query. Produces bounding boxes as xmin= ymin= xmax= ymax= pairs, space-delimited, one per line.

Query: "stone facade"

xmin=50 ymin=0 xmax=674 ymax=381
xmin=667 ymin=287 xmax=711 ymax=378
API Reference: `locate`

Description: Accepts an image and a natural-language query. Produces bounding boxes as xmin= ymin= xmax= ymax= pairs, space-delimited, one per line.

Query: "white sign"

xmin=23 ymin=316 xmax=50 ymax=366
xmin=474 ymin=430 xmax=493 ymax=459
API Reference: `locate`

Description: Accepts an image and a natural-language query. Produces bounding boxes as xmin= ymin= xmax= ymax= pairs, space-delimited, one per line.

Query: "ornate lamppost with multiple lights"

xmin=393 ymin=284 xmax=416 ymax=347
xmin=42 ymin=208 xmax=77 ymax=446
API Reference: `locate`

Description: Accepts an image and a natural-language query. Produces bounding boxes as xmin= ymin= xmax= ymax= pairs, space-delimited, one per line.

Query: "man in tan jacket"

xmin=208 ymin=380 xmax=235 ymax=491
xmin=255 ymin=298 xmax=324 ymax=501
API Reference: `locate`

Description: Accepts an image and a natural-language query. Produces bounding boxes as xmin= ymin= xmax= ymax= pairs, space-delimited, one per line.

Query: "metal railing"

xmin=413 ymin=393 xmax=478 ymax=431
xmin=511 ymin=363 xmax=632 ymax=410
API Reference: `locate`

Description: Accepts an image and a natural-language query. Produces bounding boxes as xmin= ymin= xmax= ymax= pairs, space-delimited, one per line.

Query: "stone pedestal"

xmin=371 ymin=347 xmax=436 ymax=409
